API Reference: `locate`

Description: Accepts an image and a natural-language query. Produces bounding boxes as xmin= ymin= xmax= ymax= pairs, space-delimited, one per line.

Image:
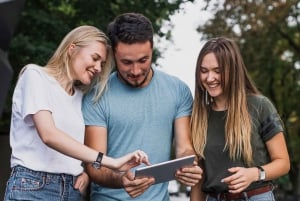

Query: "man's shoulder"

xmin=154 ymin=68 xmax=176 ymax=78
xmin=154 ymin=68 xmax=186 ymax=85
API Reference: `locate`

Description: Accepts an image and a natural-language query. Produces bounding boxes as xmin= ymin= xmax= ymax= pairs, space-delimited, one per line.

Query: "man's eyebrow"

xmin=138 ymin=56 xmax=150 ymax=60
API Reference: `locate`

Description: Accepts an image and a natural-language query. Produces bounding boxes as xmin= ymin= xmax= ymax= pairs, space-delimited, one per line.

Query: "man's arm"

xmin=84 ymin=126 xmax=123 ymax=188
xmin=84 ymin=126 xmax=154 ymax=197
xmin=190 ymin=159 xmax=206 ymax=201
xmin=174 ymin=116 xmax=195 ymax=157
xmin=174 ymin=116 xmax=203 ymax=186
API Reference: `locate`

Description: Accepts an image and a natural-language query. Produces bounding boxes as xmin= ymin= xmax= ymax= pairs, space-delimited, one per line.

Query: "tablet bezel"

xmin=134 ymin=155 xmax=195 ymax=184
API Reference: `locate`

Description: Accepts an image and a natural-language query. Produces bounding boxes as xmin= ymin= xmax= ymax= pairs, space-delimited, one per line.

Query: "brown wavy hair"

xmin=191 ymin=37 xmax=260 ymax=166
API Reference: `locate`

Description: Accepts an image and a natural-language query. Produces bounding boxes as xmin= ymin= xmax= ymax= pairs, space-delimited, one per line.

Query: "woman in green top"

xmin=190 ymin=37 xmax=290 ymax=201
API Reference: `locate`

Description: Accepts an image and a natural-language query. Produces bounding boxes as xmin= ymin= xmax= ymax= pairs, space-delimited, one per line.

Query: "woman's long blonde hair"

xmin=45 ymin=25 xmax=114 ymax=100
xmin=191 ymin=37 xmax=260 ymax=166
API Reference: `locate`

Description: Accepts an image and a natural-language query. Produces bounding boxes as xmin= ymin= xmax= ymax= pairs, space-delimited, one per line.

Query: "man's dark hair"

xmin=107 ymin=13 xmax=154 ymax=52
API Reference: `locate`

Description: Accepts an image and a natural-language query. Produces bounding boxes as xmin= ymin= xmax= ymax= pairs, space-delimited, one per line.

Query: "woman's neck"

xmin=44 ymin=67 xmax=74 ymax=95
xmin=212 ymin=98 xmax=227 ymax=111
xmin=60 ymin=79 xmax=74 ymax=95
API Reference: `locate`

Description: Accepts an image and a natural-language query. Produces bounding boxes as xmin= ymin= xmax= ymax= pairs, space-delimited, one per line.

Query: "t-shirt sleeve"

xmin=82 ymin=89 xmax=107 ymax=127
xmin=259 ymin=96 xmax=284 ymax=141
xmin=176 ymin=81 xmax=193 ymax=119
xmin=16 ymin=66 xmax=51 ymax=125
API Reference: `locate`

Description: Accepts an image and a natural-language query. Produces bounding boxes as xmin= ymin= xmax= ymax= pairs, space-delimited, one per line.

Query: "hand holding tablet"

xmin=134 ymin=155 xmax=196 ymax=184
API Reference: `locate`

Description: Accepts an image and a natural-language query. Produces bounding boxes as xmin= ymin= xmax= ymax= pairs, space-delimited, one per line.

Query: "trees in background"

xmin=2 ymin=0 xmax=300 ymax=197
xmin=199 ymin=0 xmax=300 ymax=198
xmin=0 ymin=0 xmax=194 ymax=132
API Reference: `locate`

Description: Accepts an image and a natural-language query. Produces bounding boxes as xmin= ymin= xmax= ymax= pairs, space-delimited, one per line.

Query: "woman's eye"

xmin=215 ymin=67 xmax=222 ymax=73
xmin=200 ymin=68 xmax=208 ymax=73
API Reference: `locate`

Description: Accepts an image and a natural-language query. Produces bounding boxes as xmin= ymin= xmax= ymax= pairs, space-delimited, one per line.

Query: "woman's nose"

xmin=207 ymin=71 xmax=215 ymax=81
xmin=94 ymin=62 xmax=102 ymax=73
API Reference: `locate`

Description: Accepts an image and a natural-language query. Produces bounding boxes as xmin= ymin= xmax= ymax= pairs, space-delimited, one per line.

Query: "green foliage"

xmin=8 ymin=0 xmax=195 ymax=68
xmin=199 ymin=0 xmax=300 ymax=195
xmin=0 ymin=0 xmax=195 ymax=132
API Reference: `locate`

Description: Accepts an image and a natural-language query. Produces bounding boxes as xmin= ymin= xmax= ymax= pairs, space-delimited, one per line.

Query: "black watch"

xmin=257 ymin=166 xmax=266 ymax=183
xmin=92 ymin=152 xmax=103 ymax=169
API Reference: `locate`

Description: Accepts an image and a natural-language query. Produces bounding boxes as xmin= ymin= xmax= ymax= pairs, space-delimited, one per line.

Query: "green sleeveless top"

xmin=202 ymin=95 xmax=283 ymax=193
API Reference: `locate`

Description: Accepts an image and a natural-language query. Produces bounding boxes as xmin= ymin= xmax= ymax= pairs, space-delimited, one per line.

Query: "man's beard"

xmin=117 ymin=68 xmax=152 ymax=88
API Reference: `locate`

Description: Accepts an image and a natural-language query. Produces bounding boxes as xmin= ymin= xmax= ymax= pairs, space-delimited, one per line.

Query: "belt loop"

xmin=10 ymin=166 xmax=16 ymax=177
xmin=243 ymin=191 xmax=248 ymax=199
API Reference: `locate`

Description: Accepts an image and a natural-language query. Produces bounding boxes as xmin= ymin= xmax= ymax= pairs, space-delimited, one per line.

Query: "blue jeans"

xmin=206 ymin=190 xmax=275 ymax=201
xmin=4 ymin=165 xmax=83 ymax=201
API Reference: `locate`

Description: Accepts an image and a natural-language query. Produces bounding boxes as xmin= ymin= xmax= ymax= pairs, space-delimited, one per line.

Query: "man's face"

xmin=114 ymin=41 xmax=153 ymax=88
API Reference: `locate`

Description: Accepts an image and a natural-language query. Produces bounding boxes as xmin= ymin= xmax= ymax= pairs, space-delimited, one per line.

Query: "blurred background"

xmin=1 ymin=0 xmax=299 ymax=200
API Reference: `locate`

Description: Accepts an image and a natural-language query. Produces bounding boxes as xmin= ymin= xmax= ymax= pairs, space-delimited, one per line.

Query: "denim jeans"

xmin=4 ymin=165 xmax=83 ymax=201
xmin=206 ymin=190 xmax=276 ymax=201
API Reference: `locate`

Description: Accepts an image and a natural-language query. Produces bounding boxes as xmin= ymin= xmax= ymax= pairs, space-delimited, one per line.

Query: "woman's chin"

xmin=80 ymin=79 xmax=92 ymax=85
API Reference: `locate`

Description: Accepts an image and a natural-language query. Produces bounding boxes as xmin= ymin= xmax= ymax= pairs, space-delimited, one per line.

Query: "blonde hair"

xmin=191 ymin=37 xmax=260 ymax=166
xmin=45 ymin=25 xmax=114 ymax=100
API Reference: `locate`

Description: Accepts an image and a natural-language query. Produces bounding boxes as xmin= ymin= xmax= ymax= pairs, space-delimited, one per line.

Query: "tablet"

xmin=134 ymin=155 xmax=195 ymax=184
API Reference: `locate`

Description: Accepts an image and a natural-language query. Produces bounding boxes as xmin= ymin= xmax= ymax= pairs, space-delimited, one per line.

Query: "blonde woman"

xmin=190 ymin=37 xmax=290 ymax=201
xmin=4 ymin=25 xmax=149 ymax=201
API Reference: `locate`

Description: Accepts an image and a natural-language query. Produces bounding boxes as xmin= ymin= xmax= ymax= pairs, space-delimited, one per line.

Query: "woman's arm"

xmin=262 ymin=132 xmax=290 ymax=180
xmin=222 ymin=132 xmax=290 ymax=193
xmin=33 ymin=110 xmax=149 ymax=170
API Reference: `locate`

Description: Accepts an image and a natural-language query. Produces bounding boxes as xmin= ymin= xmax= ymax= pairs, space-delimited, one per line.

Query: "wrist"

xmin=103 ymin=156 xmax=119 ymax=169
xmin=92 ymin=152 xmax=104 ymax=169
xmin=256 ymin=166 xmax=266 ymax=183
xmin=117 ymin=171 xmax=126 ymax=188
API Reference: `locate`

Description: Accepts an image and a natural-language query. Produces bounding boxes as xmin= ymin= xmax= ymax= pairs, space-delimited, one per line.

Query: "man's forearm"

xmin=86 ymin=164 xmax=123 ymax=188
xmin=176 ymin=146 xmax=196 ymax=158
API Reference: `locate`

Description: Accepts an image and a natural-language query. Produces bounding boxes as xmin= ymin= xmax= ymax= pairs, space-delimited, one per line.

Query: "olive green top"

xmin=202 ymin=95 xmax=283 ymax=193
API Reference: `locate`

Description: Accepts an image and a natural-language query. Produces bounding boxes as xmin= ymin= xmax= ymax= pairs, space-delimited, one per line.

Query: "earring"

xmin=205 ymin=90 xmax=209 ymax=105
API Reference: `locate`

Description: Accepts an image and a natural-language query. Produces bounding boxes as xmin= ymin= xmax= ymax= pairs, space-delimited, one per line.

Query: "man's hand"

xmin=175 ymin=161 xmax=203 ymax=186
xmin=121 ymin=171 xmax=155 ymax=198
xmin=74 ymin=172 xmax=89 ymax=194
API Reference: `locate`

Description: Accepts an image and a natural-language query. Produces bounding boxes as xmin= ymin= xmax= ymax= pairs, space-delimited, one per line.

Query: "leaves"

xmin=1 ymin=0 xmax=195 ymax=132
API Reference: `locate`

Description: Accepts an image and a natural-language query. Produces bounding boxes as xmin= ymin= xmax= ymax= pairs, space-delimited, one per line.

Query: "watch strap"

xmin=256 ymin=166 xmax=265 ymax=183
xmin=92 ymin=152 xmax=104 ymax=169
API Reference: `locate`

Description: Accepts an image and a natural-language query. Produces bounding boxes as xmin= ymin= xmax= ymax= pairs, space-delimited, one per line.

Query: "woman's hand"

xmin=221 ymin=167 xmax=258 ymax=193
xmin=112 ymin=150 xmax=151 ymax=172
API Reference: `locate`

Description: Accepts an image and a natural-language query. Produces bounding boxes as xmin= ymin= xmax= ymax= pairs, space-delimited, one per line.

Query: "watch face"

xmin=92 ymin=161 xmax=101 ymax=169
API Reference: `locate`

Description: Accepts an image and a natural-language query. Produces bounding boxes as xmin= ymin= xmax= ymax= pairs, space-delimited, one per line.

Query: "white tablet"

xmin=134 ymin=155 xmax=195 ymax=184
